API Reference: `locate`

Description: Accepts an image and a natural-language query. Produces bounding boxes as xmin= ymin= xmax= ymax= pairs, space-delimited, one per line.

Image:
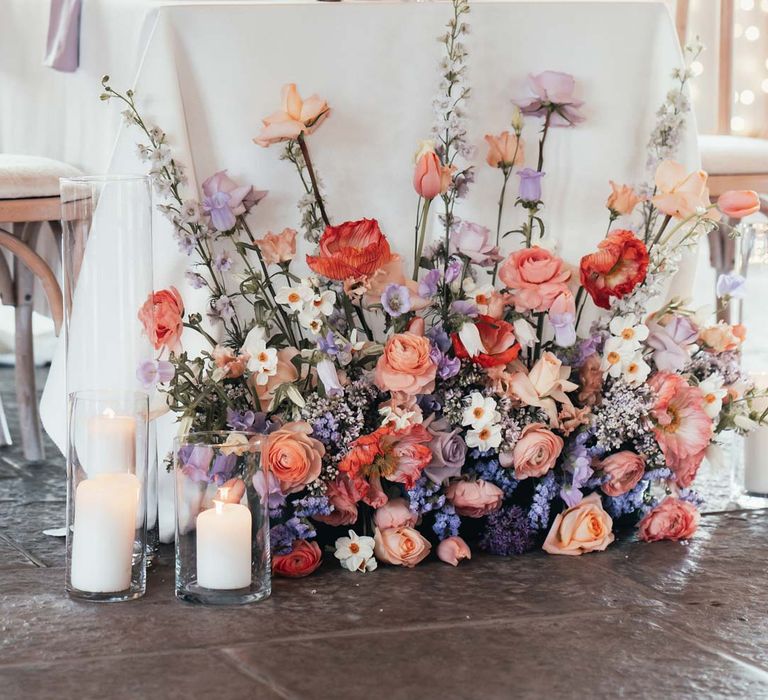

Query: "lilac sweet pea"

xmin=647 ymin=315 xmax=699 ymax=372
xmin=517 ymin=71 xmax=585 ymax=127
xmin=418 ymin=268 xmax=441 ymax=298
xmin=210 ymin=453 xmax=237 ymax=485
xmin=449 ymin=220 xmax=501 ymax=266
xmin=226 ymin=408 xmax=256 ymax=431
xmin=518 ymin=168 xmax=545 ymax=202
xmin=445 ymin=258 xmax=463 ymax=284
xmin=549 ymin=311 xmax=577 ymax=348
xmin=253 ymin=470 xmax=286 ymax=510
xmin=179 ymin=444 xmax=215 ymax=482
xmin=716 ymin=273 xmax=746 ymax=299
xmin=450 ymin=299 xmax=479 ymax=317
xmin=201 ymin=170 xmax=266 ymax=232
xmin=136 ymin=359 xmax=174 ymax=389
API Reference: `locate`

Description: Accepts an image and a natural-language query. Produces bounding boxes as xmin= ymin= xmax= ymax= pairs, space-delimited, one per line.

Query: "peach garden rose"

xmin=374 ymin=332 xmax=437 ymax=396
xmin=374 ymin=526 xmax=431 ymax=568
xmin=263 ymin=421 xmax=325 ymax=494
xmin=138 ymin=287 xmax=184 ymax=352
xmin=510 ymin=423 xmax=564 ymax=480
xmin=542 ymin=493 xmax=615 ymax=555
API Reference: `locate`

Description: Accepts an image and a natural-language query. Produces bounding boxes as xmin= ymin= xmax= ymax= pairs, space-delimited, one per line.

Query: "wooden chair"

xmin=0 ymin=154 xmax=80 ymax=461
xmin=676 ymin=0 xmax=768 ymax=320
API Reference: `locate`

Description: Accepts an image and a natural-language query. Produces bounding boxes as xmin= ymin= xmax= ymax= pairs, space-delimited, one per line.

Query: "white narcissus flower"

xmin=242 ymin=326 xmax=277 ymax=384
xmin=699 ymin=374 xmax=727 ymax=419
xmin=466 ymin=423 xmax=503 ymax=451
xmin=275 ymin=284 xmax=313 ymax=312
xmin=600 ymin=336 xmax=635 ymax=378
xmin=462 ymin=279 xmax=494 ymax=313
xmin=307 ymin=290 xmax=336 ymax=317
xmin=609 ymin=314 xmax=649 ymax=348
xmin=462 ymin=393 xmax=500 ymax=431
xmin=458 ymin=322 xmax=487 ymax=358
xmin=334 ymin=530 xmax=377 ymax=573
xmin=622 ymin=353 xmax=651 ymax=385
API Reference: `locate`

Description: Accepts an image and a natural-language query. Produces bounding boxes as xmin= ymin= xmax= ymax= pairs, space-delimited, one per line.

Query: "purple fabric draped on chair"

xmin=44 ymin=0 xmax=82 ymax=72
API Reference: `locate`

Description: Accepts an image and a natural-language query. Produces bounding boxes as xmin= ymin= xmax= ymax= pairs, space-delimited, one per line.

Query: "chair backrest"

xmin=675 ymin=0 xmax=733 ymax=135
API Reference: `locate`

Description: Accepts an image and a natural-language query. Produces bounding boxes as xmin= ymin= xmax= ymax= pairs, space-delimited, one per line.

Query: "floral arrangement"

xmin=102 ymin=0 xmax=767 ymax=577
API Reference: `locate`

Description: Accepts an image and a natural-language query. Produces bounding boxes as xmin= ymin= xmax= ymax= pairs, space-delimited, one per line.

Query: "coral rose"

xmin=606 ymin=181 xmax=642 ymax=215
xmin=498 ymin=246 xmax=571 ymax=312
xmin=263 ymin=421 xmax=325 ymax=494
xmin=598 ymin=451 xmax=646 ymax=497
xmin=373 ymin=497 xmax=418 ymax=530
xmin=484 ymin=131 xmax=525 ymax=169
xmin=511 ymin=423 xmax=564 ymax=480
xmin=272 ymin=540 xmax=323 ymax=578
xmin=452 ymin=315 xmax=521 ymax=368
xmin=649 ymin=372 xmax=713 ymax=488
xmin=314 ymin=475 xmax=359 ymax=527
xmin=254 ymin=228 xmax=297 ymax=265
xmin=138 ymin=287 xmax=184 ymax=352
xmin=437 ymin=536 xmax=472 ymax=566
xmin=542 ymin=493 xmax=615 ymax=556
xmin=374 ymin=526 xmax=431 ymax=567
xmin=579 ymin=229 xmax=649 ymax=309
xmin=445 ymin=479 xmax=503 ymax=518
xmin=375 ymin=332 xmax=437 ymax=395
xmin=638 ymin=497 xmax=700 ymax=542
xmin=717 ymin=190 xmax=760 ymax=219
xmin=307 ymin=218 xmax=393 ymax=281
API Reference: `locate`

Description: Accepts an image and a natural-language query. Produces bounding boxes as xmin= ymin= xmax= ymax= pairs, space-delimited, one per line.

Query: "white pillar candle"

xmin=70 ymin=473 xmax=141 ymax=593
xmin=85 ymin=410 xmax=136 ymax=476
xmin=745 ymin=373 xmax=768 ymax=495
xmin=196 ymin=500 xmax=252 ymax=590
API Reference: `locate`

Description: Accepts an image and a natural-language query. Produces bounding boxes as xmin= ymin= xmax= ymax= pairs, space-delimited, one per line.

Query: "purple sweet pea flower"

xmin=381 ymin=284 xmax=411 ymax=317
xmin=226 ymin=408 xmax=256 ymax=431
xmin=214 ymin=251 xmax=233 ymax=272
xmin=317 ymin=331 xmax=338 ymax=356
xmin=253 ymin=470 xmax=286 ymax=510
xmin=179 ymin=445 xmax=214 ymax=482
xmin=516 ymin=71 xmax=585 ymax=127
xmin=445 ymin=258 xmax=463 ymax=284
xmin=450 ymin=299 xmax=479 ymax=317
xmin=210 ymin=452 xmax=237 ymax=485
xmin=647 ymin=315 xmax=699 ymax=372
xmin=185 ymin=270 xmax=207 ymax=289
xmin=549 ymin=312 xmax=577 ymax=348
xmin=136 ymin=359 xmax=175 ymax=389
xmin=449 ymin=220 xmax=501 ymax=266
xmin=426 ymin=324 xmax=452 ymax=353
xmin=518 ymin=168 xmax=545 ymax=202
xmin=560 ymin=485 xmax=584 ymax=508
xmin=418 ymin=268 xmax=441 ymax=298
xmin=201 ymin=170 xmax=266 ymax=232
xmin=716 ymin=273 xmax=746 ymax=299
xmin=437 ymin=355 xmax=461 ymax=379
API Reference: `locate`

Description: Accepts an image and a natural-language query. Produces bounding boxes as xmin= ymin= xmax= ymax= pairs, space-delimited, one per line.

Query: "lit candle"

xmin=196 ymin=493 xmax=252 ymax=590
xmin=70 ymin=473 xmax=141 ymax=593
xmin=744 ymin=372 xmax=768 ymax=496
xmin=85 ymin=409 xmax=136 ymax=476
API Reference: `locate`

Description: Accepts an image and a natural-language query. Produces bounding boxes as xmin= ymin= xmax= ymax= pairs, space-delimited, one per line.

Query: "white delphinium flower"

xmin=179 ymin=199 xmax=204 ymax=225
xmin=466 ymin=423 xmax=503 ymax=451
xmin=462 ymin=392 xmax=499 ymax=430
xmin=334 ymin=531 xmax=377 ymax=573
xmin=699 ymin=374 xmax=727 ymax=419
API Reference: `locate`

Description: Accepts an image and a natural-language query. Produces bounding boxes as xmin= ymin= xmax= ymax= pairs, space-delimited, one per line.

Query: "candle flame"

xmin=103 ymin=408 xmax=116 ymax=419
xmin=214 ymin=500 xmax=224 ymax=515
xmin=218 ymin=486 xmax=230 ymax=502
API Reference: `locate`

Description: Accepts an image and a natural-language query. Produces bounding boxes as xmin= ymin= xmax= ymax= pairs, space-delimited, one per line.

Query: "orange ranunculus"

xmin=254 ymin=228 xmax=297 ymax=265
xmin=262 ymin=421 xmax=325 ymax=494
xmin=651 ymin=160 xmax=718 ymax=220
xmin=579 ymin=229 xmax=649 ymax=309
xmin=138 ymin=287 xmax=184 ymax=352
xmin=484 ymin=131 xmax=525 ymax=169
xmin=272 ymin=540 xmax=323 ymax=578
xmin=413 ymin=142 xmax=453 ymax=199
xmin=452 ymin=315 xmax=521 ymax=368
xmin=254 ymin=84 xmax=329 ymax=147
xmin=374 ymin=332 xmax=437 ymax=395
xmin=306 ymin=218 xmax=393 ymax=281
xmin=717 ymin=190 xmax=760 ymax=219
xmin=606 ymin=181 xmax=642 ymax=215
xmin=498 ymin=246 xmax=571 ymax=313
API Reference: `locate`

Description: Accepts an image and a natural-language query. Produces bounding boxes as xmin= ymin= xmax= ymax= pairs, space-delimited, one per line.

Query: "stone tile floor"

xmin=1 ymin=368 xmax=768 ymax=698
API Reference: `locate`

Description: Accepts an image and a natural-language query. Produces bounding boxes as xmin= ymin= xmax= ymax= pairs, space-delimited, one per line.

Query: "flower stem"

xmin=297 ymin=134 xmax=330 ymax=228
xmin=412 ymin=197 xmax=433 ymax=281
xmin=536 ymin=111 xmax=552 ymax=172
xmin=491 ymin=168 xmax=511 ymax=284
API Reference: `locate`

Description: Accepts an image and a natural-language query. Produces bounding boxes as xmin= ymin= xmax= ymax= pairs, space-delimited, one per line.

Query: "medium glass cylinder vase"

xmin=174 ymin=432 xmax=272 ymax=605
xmin=66 ymin=390 xmax=150 ymax=601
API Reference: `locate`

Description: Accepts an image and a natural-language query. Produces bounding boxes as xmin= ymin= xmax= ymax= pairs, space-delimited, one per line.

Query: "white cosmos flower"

xmin=276 ymin=284 xmax=313 ymax=312
xmin=622 ymin=353 xmax=651 ymax=385
xmin=609 ymin=314 xmax=649 ymax=348
xmin=466 ymin=423 xmax=503 ymax=451
xmin=699 ymin=374 xmax=727 ymax=418
xmin=334 ymin=530 xmax=377 ymax=573
xmin=462 ymin=392 xmax=499 ymax=430
xmin=600 ymin=336 xmax=635 ymax=378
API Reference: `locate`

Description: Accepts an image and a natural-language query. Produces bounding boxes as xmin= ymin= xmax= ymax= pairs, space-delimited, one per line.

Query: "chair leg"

xmin=708 ymin=219 xmax=736 ymax=324
xmin=0 ymin=393 xmax=12 ymax=447
xmin=13 ymin=223 xmax=44 ymax=462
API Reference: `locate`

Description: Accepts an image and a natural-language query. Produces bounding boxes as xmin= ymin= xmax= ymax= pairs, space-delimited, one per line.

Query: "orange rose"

xmin=452 ymin=315 xmax=521 ymax=368
xmin=579 ymin=230 xmax=649 ymax=309
xmin=272 ymin=540 xmax=322 ymax=578
xmin=252 ymin=348 xmax=300 ymax=411
xmin=374 ymin=332 xmax=437 ymax=396
xmin=254 ymin=228 xmax=297 ymax=265
xmin=445 ymin=479 xmax=503 ymax=518
xmin=374 ymin=526 xmax=431 ymax=567
xmin=598 ymin=451 xmax=645 ymax=497
xmin=314 ymin=475 xmax=359 ymax=527
xmin=542 ymin=493 xmax=615 ymax=556
xmin=498 ymin=246 xmax=571 ymax=312
xmin=699 ymin=322 xmax=745 ymax=353
xmin=484 ymin=131 xmax=525 ymax=169
xmin=306 ymin=219 xmax=393 ymax=281
xmin=511 ymin=423 xmax=563 ymax=480
xmin=263 ymin=421 xmax=324 ymax=494
xmin=138 ymin=287 xmax=184 ymax=352
xmin=606 ymin=181 xmax=642 ymax=215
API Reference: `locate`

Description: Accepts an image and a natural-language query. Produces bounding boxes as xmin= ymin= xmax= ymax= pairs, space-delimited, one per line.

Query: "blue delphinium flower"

xmin=528 ymin=471 xmax=559 ymax=530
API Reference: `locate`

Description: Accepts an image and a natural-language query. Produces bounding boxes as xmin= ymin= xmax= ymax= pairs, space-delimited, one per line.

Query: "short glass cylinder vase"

xmin=174 ymin=432 xmax=271 ymax=605
xmin=66 ymin=390 xmax=150 ymax=602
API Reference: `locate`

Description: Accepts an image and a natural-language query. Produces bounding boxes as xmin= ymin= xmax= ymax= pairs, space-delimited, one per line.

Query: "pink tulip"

xmin=413 ymin=149 xmax=444 ymax=199
xmin=717 ymin=190 xmax=760 ymax=219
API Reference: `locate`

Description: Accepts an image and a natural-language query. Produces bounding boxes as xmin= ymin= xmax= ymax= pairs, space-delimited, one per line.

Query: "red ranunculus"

xmin=452 ymin=315 xmax=521 ymax=368
xmin=306 ymin=218 xmax=393 ymax=281
xmin=272 ymin=539 xmax=322 ymax=578
xmin=579 ymin=230 xmax=649 ymax=309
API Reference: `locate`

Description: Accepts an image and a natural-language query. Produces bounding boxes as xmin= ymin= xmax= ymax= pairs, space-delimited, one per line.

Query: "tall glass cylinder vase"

xmin=66 ymin=390 xmax=149 ymax=601
xmin=174 ymin=432 xmax=271 ymax=605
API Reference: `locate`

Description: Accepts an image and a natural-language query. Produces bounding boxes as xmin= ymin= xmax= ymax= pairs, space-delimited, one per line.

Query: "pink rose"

xmin=262 ymin=421 xmax=325 ymax=494
xmin=498 ymin=246 xmax=571 ymax=312
xmin=374 ymin=332 xmax=437 ymax=396
xmin=314 ymin=475 xmax=359 ymax=527
xmin=445 ymin=479 xmax=503 ymax=518
xmin=373 ymin=497 xmax=418 ymax=530
xmin=138 ymin=287 xmax=184 ymax=352
xmin=542 ymin=493 xmax=615 ymax=556
xmin=638 ymin=497 xmax=699 ymax=542
xmin=599 ymin=451 xmax=646 ymax=497
xmin=254 ymin=228 xmax=297 ymax=266
xmin=437 ymin=536 xmax=471 ymax=566
xmin=374 ymin=527 xmax=431 ymax=568
xmin=511 ymin=423 xmax=564 ymax=480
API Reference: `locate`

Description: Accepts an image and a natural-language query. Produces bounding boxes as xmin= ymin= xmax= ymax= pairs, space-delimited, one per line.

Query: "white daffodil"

xmin=242 ymin=327 xmax=278 ymax=384
xmin=275 ymin=284 xmax=313 ymax=312
xmin=303 ymin=316 xmax=324 ymax=336
xmin=463 ymin=280 xmax=495 ymax=314
xmin=307 ymin=290 xmax=336 ymax=318
xmin=600 ymin=336 xmax=635 ymax=378
xmin=334 ymin=530 xmax=377 ymax=573
xmin=609 ymin=314 xmax=649 ymax=348
xmin=699 ymin=374 xmax=727 ymax=419
xmin=466 ymin=423 xmax=503 ymax=451
xmin=462 ymin=392 xmax=500 ymax=430
xmin=622 ymin=353 xmax=651 ymax=385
